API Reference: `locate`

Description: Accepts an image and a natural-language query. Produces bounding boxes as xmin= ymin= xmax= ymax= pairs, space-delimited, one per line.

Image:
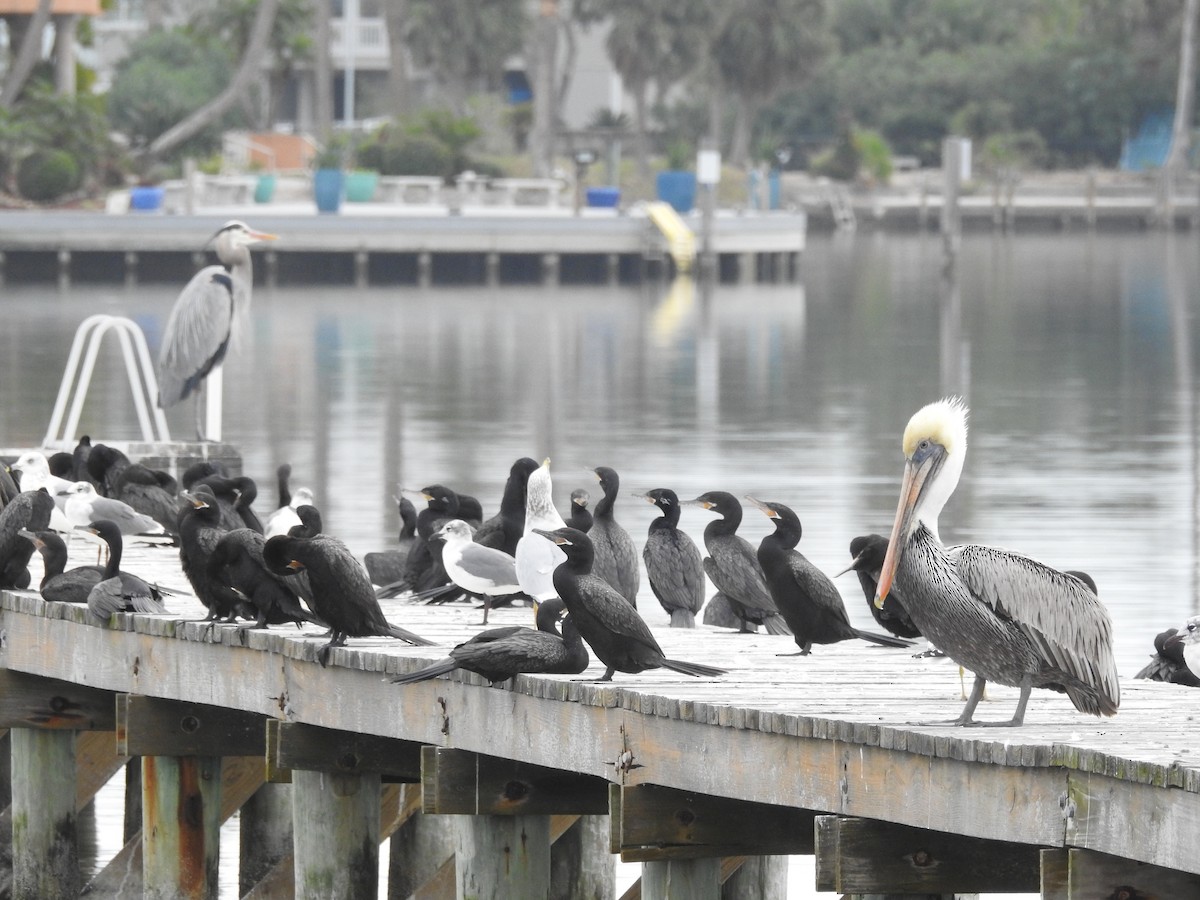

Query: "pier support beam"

xmin=1040 ymin=847 xmax=1200 ymax=899
xmin=10 ymin=728 xmax=79 ymax=900
xmin=142 ymin=754 xmax=222 ymax=900
xmin=387 ymin=793 xmax=456 ymax=899
xmin=456 ymin=813 xmax=551 ymax=899
xmin=292 ymin=769 xmax=381 ymax=900
xmin=642 ymin=858 xmax=720 ymax=900
xmin=239 ymin=782 xmax=293 ymax=896
xmin=551 ymin=814 xmax=615 ymax=900
xmin=721 ymin=855 xmax=788 ymax=900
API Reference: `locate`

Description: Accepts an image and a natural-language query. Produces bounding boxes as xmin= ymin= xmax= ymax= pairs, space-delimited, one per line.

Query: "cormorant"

xmin=876 ymin=397 xmax=1119 ymax=726
xmin=1163 ymin=618 xmax=1200 ymax=685
xmin=263 ymin=532 xmax=434 ymax=667
xmin=566 ymin=489 xmax=593 ymax=533
xmin=288 ymin=504 xmax=323 ymax=539
xmin=178 ymin=488 xmax=241 ymax=622
xmin=207 ymin=528 xmax=321 ymax=628
xmin=474 ymin=457 xmax=540 ymax=554
xmin=391 ymin=598 xmax=588 ymax=685
xmin=635 ymin=489 xmax=703 ymax=628
xmin=837 ymin=534 xmax=922 ymax=640
xmin=19 ymin=529 xmax=104 ymax=603
xmin=683 ymin=491 xmax=791 ymax=635
xmin=534 ymin=527 xmax=726 ymax=681
xmin=0 ymin=489 xmax=55 ymax=589
xmin=365 ymin=494 xmax=417 ymax=587
xmin=1136 ymin=626 xmax=1200 ymax=686
xmin=82 ymin=519 xmax=168 ymax=620
xmin=747 ymin=498 xmax=912 ymax=655
xmin=587 ymin=466 xmax=639 ymax=607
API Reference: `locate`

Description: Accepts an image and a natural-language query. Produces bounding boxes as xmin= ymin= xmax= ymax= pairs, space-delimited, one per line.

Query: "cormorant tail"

xmin=385 ymin=623 xmax=437 ymax=646
xmin=391 ymin=658 xmax=457 ymax=685
xmin=853 ymin=628 xmax=915 ymax=649
xmin=764 ymin=615 xmax=793 ymax=636
xmin=659 ymin=658 xmax=727 ymax=678
xmin=669 ymin=608 xmax=696 ymax=628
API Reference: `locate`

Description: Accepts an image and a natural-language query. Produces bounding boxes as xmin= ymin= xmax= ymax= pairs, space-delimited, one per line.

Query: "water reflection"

xmin=2 ymin=232 xmax=1199 ymax=678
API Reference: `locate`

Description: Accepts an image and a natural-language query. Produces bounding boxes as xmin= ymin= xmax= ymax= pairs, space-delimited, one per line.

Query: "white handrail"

xmin=43 ymin=315 xmax=171 ymax=446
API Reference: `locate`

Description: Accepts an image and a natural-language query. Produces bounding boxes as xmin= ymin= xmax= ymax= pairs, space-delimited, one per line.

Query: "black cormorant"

xmin=263 ymin=532 xmax=434 ymax=666
xmin=19 ymin=529 xmax=104 ymax=603
xmin=82 ymin=519 xmax=168 ymax=619
xmin=534 ymin=527 xmax=725 ymax=681
xmin=635 ymin=489 xmax=703 ymax=628
xmin=587 ymin=466 xmax=639 ymax=607
xmin=391 ymin=598 xmax=588 ymax=685
xmin=0 ymin=488 xmax=55 ymax=589
xmin=748 ymin=498 xmax=912 ymax=655
xmin=837 ymin=533 xmax=922 ymax=640
xmin=566 ymin=489 xmax=593 ymax=533
xmin=683 ymin=491 xmax=790 ymax=635
xmin=207 ymin=528 xmax=322 ymax=628
xmin=365 ymin=494 xmax=417 ymax=587
xmin=474 ymin=457 xmax=540 ymax=555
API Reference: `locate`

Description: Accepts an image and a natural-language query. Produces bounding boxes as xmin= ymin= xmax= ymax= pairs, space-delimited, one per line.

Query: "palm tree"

xmin=710 ymin=0 xmax=829 ymax=167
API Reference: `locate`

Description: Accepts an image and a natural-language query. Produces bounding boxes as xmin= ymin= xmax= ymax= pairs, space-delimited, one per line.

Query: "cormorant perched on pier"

xmin=263 ymin=532 xmax=435 ymax=667
xmin=636 ymin=489 xmax=704 ymax=628
xmin=1163 ymin=618 xmax=1200 ymax=685
xmin=683 ymin=491 xmax=790 ymax=635
xmin=534 ymin=526 xmax=726 ymax=681
xmin=207 ymin=528 xmax=322 ymax=629
xmin=747 ymin=498 xmax=912 ymax=655
xmin=178 ymin=487 xmax=241 ymax=622
xmin=474 ymin=457 xmax=540 ymax=554
xmin=837 ymin=534 xmax=922 ymax=640
xmin=364 ymin=494 xmax=416 ymax=589
xmin=404 ymin=484 xmax=462 ymax=595
xmin=82 ymin=519 xmax=168 ymax=620
xmin=0 ymin=488 xmax=55 ymax=589
xmin=288 ymin=505 xmax=323 ymax=539
xmin=566 ymin=489 xmax=593 ymax=533
xmin=19 ymin=529 xmax=104 ymax=603
xmin=587 ymin=466 xmax=639 ymax=607
xmin=876 ymin=397 xmax=1119 ymax=726
xmin=1136 ymin=625 xmax=1200 ymax=686
xmin=391 ymin=598 xmax=588 ymax=685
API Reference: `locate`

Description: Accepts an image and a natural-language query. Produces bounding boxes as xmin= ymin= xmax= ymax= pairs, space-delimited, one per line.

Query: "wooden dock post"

xmin=124 ymin=250 xmax=138 ymax=286
xmin=142 ymin=754 xmax=222 ymax=900
xmin=9 ymin=728 xmax=79 ymax=900
xmin=292 ymin=769 xmax=382 ymax=899
xmin=642 ymin=858 xmax=720 ymax=899
xmin=542 ymin=252 xmax=561 ymax=286
xmin=720 ymin=856 xmax=788 ymax=900
xmin=354 ymin=250 xmax=369 ymax=288
xmin=239 ymin=782 xmax=293 ymax=896
xmin=551 ymin=814 xmax=615 ymax=900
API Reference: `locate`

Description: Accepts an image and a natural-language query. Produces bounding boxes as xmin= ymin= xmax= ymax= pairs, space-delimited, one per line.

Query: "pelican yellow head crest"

xmin=902 ymin=396 xmax=968 ymax=459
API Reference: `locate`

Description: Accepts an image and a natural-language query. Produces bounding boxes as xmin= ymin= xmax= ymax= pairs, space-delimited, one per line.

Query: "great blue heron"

xmin=156 ymin=220 xmax=277 ymax=440
xmin=875 ymin=397 xmax=1119 ymax=726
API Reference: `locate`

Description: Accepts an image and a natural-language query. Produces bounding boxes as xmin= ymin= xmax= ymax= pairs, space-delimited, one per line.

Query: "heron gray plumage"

xmin=875 ymin=397 xmax=1120 ymax=726
xmin=156 ymin=220 xmax=277 ymax=439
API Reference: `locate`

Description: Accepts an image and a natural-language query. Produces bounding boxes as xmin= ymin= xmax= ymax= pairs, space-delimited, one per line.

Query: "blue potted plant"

xmin=312 ymin=137 xmax=348 ymax=213
xmin=655 ymin=142 xmax=697 ymax=213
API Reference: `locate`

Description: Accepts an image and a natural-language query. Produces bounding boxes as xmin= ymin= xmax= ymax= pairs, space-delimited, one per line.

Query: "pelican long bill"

xmin=875 ymin=454 xmax=932 ymax=608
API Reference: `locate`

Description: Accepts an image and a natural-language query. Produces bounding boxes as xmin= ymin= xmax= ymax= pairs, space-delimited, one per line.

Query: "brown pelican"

xmin=876 ymin=397 xmax=1119 ymax=726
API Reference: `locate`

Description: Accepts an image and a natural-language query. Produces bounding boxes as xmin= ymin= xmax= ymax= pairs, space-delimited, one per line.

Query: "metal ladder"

xmin=44 ymin=314 xmax=172 ymax=447
xmin=827 ymin=184 xmax=857 ymax=230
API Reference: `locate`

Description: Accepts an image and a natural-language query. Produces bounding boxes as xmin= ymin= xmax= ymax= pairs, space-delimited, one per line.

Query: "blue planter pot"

xmin=313 ymin=168 xmax=344 ymax=213
xmin=254 ymin=174 xmax=276 ymax=204
xmin=656 ymin=170 xmax=697 ymax=213
xmin=586 ymin=186 xmax=620 ymax=208
xmin=129 ymin=186 xmax=164 ymax=212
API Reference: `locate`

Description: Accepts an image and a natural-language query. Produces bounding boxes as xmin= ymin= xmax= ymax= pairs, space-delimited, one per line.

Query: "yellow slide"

xmin=645 ymin=201 xmax=696 ymax=273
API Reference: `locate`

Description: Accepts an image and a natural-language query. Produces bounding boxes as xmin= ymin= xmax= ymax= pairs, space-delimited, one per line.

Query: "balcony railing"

xmin=330 ymin=16 xmax=389 ymax=69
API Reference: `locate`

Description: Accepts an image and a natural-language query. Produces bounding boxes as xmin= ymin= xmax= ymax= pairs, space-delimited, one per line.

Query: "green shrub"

xmin=853 ymin=128 xmax=893 ymax=185
xmin=17 ymin=149 xmax=80 ymax=201
xmin=359 ymin=134 xmax=453 ymax=177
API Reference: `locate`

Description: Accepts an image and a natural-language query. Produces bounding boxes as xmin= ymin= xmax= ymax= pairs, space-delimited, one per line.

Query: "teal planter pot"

xmin=345 ymin=170 xmax=379 ymax=202
xmin=313 ymin=168 xmax=344 ymax=213
xmin=655 ymin=170 xmax=696 ymax=213
xmin=254 ymin=173 xmax=276 ymax=204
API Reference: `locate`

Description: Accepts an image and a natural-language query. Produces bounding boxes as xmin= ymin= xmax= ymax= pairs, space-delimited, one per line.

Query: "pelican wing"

xmin=952 ymin=544 xmax=1119 ymax=711
xmin=157 ymin=265 xmax=236 ymax=407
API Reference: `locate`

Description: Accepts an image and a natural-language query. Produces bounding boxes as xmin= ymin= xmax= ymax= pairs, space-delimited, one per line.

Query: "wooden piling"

xmin=551 ymin=814 xmax=615 ymax=900
xmin=10 ymin=728 xmax=79 ymax=900
xmin=239 ymin=782 xmax=293 ymax=896
xmin=292 ymin=769 xmax=381 ymax=900
xmin=720 ymin=856 xmax=788 ymax=900
xmin=142 ymin=755 xmax=222 ymax=900
xmin=456 ymin=813 xmax=552 ymax=900
xmin=387 ymin=798 xmax=455 ymax=899
xmin=642 ymin=858 xmax=720 ymax=900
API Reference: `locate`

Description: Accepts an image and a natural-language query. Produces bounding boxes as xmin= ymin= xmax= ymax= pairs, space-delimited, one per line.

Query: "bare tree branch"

xmin=0 ymin=0 xmax=55 ymax=109
xmin=143 ymin=0 xmax=281 ymax=161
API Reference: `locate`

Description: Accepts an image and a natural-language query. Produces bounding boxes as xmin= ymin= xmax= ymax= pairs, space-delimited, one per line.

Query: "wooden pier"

xmin=1 ymin=536 xmax=1199 ymax=899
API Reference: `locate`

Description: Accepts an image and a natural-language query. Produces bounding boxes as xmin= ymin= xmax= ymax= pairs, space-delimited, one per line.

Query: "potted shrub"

xmin=312 ymin=137 xmax=348 ymax=213
xmin=656 ymin=141 xmax=696 ymax=213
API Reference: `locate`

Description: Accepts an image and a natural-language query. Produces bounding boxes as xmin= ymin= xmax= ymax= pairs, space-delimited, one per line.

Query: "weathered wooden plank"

xmin=422 ymin=746 xmax=610 ymax=816
xmin=10 ymin=728 xmax=79 ymax=900
xmin=117 ymin=694 xmax=267 ymax=757
xmin=268 ymin=719 xmax=422 ymax=780
xmin=1066 ymin=847 xmax=1200 ymax=897
xmin=614 ymin=784 xmax=815 ymax=861
xmin=1066 ymin=768 xmax=1200 ymax=875
xmin=813 ymin=815 xmax=1041 ymax=893
xmin=0 ymin=670 xmax=117 ymax=730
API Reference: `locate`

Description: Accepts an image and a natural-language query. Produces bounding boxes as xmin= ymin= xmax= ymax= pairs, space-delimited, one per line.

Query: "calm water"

xmin=4 ymin=229 xmax=1200 ymax=895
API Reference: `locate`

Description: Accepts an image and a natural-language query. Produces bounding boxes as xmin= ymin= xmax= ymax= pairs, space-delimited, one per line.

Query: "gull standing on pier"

xmin=156 ymin=220 xmax=277 ymax=440
xmin=875 ymin=397 xmax=1119 ymax=726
